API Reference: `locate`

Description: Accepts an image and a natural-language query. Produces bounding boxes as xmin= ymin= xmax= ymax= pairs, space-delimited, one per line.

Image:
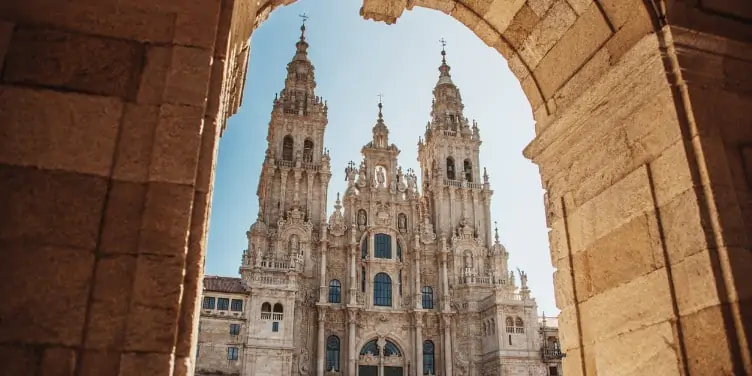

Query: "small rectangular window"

xmin=272 ymin=322 xmax=280 ymax=332
xmin=202 ymin=297 xmax=215 ymax=309
xmin=227 ymin=346 xmax=239 ymax=361
xmin=217 ymin=298 xmax=230 ymax=310
xmin=229 ymin=323 xmax=240 ymax=335
xmin=508 ymin=335 xmax=512 ymax=346
xmin=231 ymin=299 xmax=243 ymax=312
xmin=549 ymin=366 xmax=559 ymax=376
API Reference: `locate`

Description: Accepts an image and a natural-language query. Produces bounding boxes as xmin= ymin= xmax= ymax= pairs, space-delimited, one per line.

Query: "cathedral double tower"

xmin=236 ymin=21 xmax=553 ymax=376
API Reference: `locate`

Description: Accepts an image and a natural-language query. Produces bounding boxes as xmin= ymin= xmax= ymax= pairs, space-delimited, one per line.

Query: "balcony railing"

xmin=542 ymin=348 xmax=564 ymax=361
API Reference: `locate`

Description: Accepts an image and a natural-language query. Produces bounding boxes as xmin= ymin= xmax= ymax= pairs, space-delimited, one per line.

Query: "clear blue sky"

xmin=207 ymin=0 xmax=558 ymax=316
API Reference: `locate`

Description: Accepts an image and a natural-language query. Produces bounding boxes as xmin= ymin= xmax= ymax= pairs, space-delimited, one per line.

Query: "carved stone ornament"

xmin=328 ymin=194 xmax=347 ymax=237
xmin=278 ymin=206 xmax=314 ymax=233
xmin=299 ymin=347 xmax=311 ymax=376
xmin=375 ymin=202 xmax=391 ymax=227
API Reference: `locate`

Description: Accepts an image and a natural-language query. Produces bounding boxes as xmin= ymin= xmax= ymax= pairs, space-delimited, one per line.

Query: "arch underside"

xmin=1 ymin=1 xmax=751 ymax=376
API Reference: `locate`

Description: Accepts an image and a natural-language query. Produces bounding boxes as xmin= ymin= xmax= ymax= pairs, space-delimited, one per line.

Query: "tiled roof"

xmin=203 ymin=275 xmax=247 ymax=294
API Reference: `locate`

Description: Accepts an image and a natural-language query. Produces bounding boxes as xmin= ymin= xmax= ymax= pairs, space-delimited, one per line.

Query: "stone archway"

xmin=0 ymin=1 xmax=751 ymax=376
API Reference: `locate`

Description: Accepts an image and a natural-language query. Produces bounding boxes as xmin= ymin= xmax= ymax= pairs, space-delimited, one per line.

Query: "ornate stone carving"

xmin=298 ymin=347 xmax=310 ymax=376
xmin=375 ymin=202 xmax=391 ymax=227
xmin=328 ymin=193 xmax=347 ymax=237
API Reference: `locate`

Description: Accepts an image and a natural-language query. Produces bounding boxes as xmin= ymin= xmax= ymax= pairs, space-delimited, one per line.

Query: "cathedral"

xmin=195 ymin=20 xmax=563 ymax=376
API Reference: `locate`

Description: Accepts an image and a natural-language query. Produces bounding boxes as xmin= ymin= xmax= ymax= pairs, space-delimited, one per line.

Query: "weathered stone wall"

xmin=196 ymin=315 xmax=246 ymax=375
xmin=0 ymin=0 xmax=750 ymax=375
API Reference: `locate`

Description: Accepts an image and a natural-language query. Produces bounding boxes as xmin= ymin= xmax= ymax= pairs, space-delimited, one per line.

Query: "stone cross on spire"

xmin=377 ymin=93 xmax=384 ymax=120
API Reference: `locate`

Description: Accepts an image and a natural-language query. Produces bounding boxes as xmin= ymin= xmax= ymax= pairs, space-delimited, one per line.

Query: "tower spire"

xmin=437 ymin=37 xmax=453 ymax=84
xmin=377 ymin=93 xmax=384 ymax=121
xmin=299 ymin=13 xmax=308 ymax=40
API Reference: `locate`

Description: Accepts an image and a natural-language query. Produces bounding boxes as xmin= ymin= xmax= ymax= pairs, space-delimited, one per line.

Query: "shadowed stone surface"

xmin=0 ymin=0 xmax=751 ymax=375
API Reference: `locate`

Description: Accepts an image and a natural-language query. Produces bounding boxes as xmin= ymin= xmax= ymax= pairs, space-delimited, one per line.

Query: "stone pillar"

xmin=280 ymin=169 xmax=289 ymax=213
xmin=442 ymin=315 xmax=452 ymax=376
xmin=349 ymin=244 xmax=358 ymax=305
xmin=317 ymin=308 xmax=326 ymax=376
xmin=448 ymin=188 xmax=455 ymax=228
xmin=348 ymin=309 xmax=358 ymax=375
xmin=319 ymin=246 xmax=327 ymax=302
xmin=483 ymin=193 xmax=492 ymax=248
xmin=293 ymin=169 xmax=302 ymax=206
xmin=415 ymin=313 xmax=424 ymax=376
xmin=414 ymin=250 xmax=422 ymax=309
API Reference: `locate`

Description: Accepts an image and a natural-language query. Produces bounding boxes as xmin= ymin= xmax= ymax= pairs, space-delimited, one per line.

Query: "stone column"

xmin=348 ymin=309 xmax=358 ymax=375
xmin=439 ymin=250 xmax=450 ymax=311
xmin=280 ymin=169 xmax=289 ymax=213
xmin=320 ymin=173 xmax=330 ymax=222
xmin=306 ymin=170 xmax=313 ymax=215
xmin=319 ymin=246 xmax=327 ymax=302
xmin=415 ymin=313 xmax=424 ymax=376
xmin=441 ymin=314 xmax=452 ymax=376
xmin=483 ymin=192 xmax=492 ymax=248
xmin=293 ymin=169 xmax=302 ymax=206
xmin=317 ymin=308 xmax=326 ymax=376
xmin=413 ymin=249 xmax=422 ymax=309
xmin=349 ymin=244 xmax=358 ymax=305
xmin=448 ymin=188 xmax=455 ymax=228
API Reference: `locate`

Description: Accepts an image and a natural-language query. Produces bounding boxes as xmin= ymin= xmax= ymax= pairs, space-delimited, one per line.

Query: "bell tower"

xmin=257 ymin=15 xmax=332 ymax=229
xmin=417 ymin=41 xmax=494 ymax=246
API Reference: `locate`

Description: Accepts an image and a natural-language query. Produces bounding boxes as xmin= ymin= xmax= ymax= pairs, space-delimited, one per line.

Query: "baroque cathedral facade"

xmin=195 ymin=21 xmax=563 ymax=376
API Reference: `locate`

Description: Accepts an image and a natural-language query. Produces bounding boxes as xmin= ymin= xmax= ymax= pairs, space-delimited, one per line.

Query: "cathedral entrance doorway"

xmin=357 ymin=338 xmax=405 ymax=376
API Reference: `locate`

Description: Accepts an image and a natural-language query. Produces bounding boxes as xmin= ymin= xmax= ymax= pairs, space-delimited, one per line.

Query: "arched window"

xmin=328 ymin=280 xmax=341 ymax=303
xmin=273 ymin=303 xmax=283 ymax=313
xmin=421 ymin=286 xmax=434 ymax=309
xmin=261 ymin=302 xmax=271 ymax=319
xmin=515 ymin=317 xmax=524 ymax=333
xmin=423 ymin=340 xmax=435 ymax=374
xmin=464 ymin=159 xmax=472 ymax=182
xmin=373 ymin=273 xmax=392 ymax=307
xmin=326 ymin=336 xmax=340 ymax=371
xmin=505 ymin=317 xmax=514 ymax=333
xmin=374 ymin=233 xmax=392 ymax=259
xmin=303 ymin=138 xmax=314 ymax=162
xmin=360 ymin=339 xmax=379 ymax=356
xmin=282 ymin=135 xmax=294 ymax=161
xmin=446 ymin=157 xmax=456 ymax=180
xmin=383 ymin=340 xmax=401 ymax=356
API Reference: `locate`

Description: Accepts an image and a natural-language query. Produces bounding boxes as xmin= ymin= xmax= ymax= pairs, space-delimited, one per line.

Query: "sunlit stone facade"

xmin=196 ymin=23 xmax=562 ymax=376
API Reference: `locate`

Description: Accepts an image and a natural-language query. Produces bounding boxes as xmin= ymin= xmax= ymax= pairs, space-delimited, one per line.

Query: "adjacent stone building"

xmin=196 ymin=22 xmax=562 ymax=376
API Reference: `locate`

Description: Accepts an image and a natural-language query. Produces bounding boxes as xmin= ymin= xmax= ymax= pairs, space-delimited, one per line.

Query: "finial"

xmin=439 ymin=37 xmax=447 ymax=63
xmin=494 ymin=221 xmax=500 ymax=243
xmin=299 ymin=13 xmax=309 ymax=34
xmin=377 ymin=93 xmax=384 ymax=120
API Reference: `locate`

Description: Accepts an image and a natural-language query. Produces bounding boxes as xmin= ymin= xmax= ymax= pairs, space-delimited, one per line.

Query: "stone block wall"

xmin=0 ymin=0 xmax=750 ymax=375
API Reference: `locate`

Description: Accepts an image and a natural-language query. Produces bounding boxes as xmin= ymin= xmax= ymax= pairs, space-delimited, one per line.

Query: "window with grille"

xmin=229 ymin=324 xmax=240 ymax=335
xmin=374 ymin=234 xmax=391 ymax=259
xmin=202 ymin=297 xmax=215 ymax=309
xmin=326 ymin=336 xmax=340 ymax=371
xmin=422 ymin=341 xmax=435 ymax=375
xmin=230 ymin=299 xmax=243 ymax=312
xmin=227 ymin=347 xmax=239 ymax=361
xmin=421 ymin=286 xmax=434 ymax=309
xmin=373 ymin=273 xmax=392 ymax=307
xmin=217 ymin=298 xmax=229 ymax=310
xmin=272 ymin=322 xmax=280 ymax=332
xmin=328 ymin=280 xmax=341 ymax=303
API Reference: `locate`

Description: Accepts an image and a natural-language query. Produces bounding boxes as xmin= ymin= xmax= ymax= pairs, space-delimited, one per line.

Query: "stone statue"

xmin=289 ymin=235 xmax=300 ymax=253
xmin=398 ymin=214 xmax=407 ymax=231
xmin=519 ymin=269 xmax=528 ymax=288
xmin=376 ymin=167 xmax=386 ymax=187
xmin=298 ymin=348 xmax=310 ymax=376
xmin=357 ymin=209 xmax=367 ymax=227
